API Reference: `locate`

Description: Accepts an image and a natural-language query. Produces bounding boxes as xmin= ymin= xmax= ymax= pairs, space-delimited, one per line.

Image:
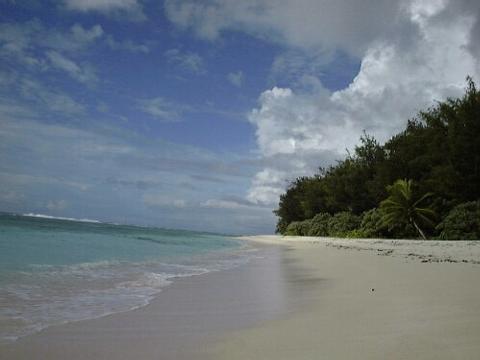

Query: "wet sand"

xmin=0 ymin=245 xmax=294 ymax=360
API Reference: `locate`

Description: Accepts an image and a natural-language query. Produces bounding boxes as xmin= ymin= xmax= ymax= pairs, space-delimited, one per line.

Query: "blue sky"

xmin=1 ymin=0 xmax=479 ymax=234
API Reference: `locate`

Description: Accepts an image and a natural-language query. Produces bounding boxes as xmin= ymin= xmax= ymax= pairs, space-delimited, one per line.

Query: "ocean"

xmin=0 ymin=213 xmax=252 ymax=344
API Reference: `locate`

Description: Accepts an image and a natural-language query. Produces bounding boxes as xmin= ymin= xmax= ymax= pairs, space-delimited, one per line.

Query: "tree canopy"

xmin=274 ymin=78 xmax=480 ymax=239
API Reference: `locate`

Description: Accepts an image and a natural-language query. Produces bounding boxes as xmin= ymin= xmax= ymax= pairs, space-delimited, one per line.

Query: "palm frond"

xmin=380 ymin=179 xmax=437 ymax=238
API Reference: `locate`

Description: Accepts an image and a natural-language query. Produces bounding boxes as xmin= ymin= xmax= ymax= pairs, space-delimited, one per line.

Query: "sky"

xmin=1 ymin=0 xmax=479 ymax=234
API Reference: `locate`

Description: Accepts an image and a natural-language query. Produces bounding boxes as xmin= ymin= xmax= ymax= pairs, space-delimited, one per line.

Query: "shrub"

xmin=285 ymin=221 xmax=302 ymax=235
xmin=436 ymin=201 xmax=480 ymax=240
xmin=327 ymin=211 xmax=361 ymax=237
xmin=285 ymin=219 xmax=312 ymax=236
xmin=358 ymin=208 xmax=387 ymax=238
xmin=307 ymin=213 xmax=331 ymax=236
xmin=299 ymin=219 xmax=312 ymax=235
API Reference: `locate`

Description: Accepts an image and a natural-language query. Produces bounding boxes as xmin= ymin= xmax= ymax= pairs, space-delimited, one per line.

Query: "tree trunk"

xmin=411 ymin=218 xmax=427 ymax=240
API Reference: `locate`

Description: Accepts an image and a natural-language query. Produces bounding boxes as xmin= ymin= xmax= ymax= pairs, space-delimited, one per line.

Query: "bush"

xmin=285 ymin=219 xmax=312 ymax=235
xmin=327 ymin=211 xmax=361 ymax=237
xmin=436 ymin=201 xmax=480 ymax=240
xmin=358 ymin=208 xmax=387 ymax=238
xmin=307 ymin=213 xmax=331 ymax=236
xmin=285 ymin=221 xmax=303 ymax=235
xmin=299 ymin=219 xmax=312 ymax=235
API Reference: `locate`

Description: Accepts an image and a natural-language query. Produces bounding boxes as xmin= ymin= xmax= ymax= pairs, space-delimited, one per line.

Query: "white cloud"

xmin=137 ymin=97 xmax=183 ymax=122
xmin=70 ymin=23 xmax=104 ymax=43
xmin=164 ymin=0 xmax=403 ymax=56
xmin=269 ymin=49 xmax=336 ymax=91
xmin=19 ymin=78 xmax=85 ymax=115
xmin=227 ymin=70 xmax=244 ymax=87
xmin=0 ymin=21 xmax=45 ymax=66
xmin=65 ymin=0 xmax=137 ymax=11
xmin=105 ymin=35 xmax=151 ymax=53
xmin=164 ymin=48 xmax=205 ymax=74
xmin=46 ymin=51 xmax=97 ymax=85
xmin=245 ymin=0 xmax=480 ymax=206
xmin=0 ymin=22 xmax=104 ymax=58
xmin=0 ymin=98 xmax=37 ymax=119
xmin=201 ymin=197 xmax=257 ymax=210
xmin=64 ymin=0 xmax=145 ymax=20
xmin=246 ymin=168 xmax=286 ymax=206
xmin=0 ymin=22 xmax=105 ymax=88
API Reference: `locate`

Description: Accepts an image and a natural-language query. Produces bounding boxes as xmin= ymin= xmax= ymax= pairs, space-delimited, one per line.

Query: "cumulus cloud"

xmin=269 ymin=49 xmax=341 ymax=91
xmin=244 ymin=0 xmax=480 ymax=205
xmin=246 ymin=168 xmax=287 ymax=205
xmin=227 ymin=70 xmax=244 ymax=87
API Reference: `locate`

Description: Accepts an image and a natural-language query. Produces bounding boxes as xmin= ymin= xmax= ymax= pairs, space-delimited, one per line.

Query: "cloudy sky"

xmin=1 ymin=0 xmax=479 ymax=234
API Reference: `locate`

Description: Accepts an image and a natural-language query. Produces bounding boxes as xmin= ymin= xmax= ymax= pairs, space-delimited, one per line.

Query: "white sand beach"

xmin=213 ymin=236 xmax=480 ymax=359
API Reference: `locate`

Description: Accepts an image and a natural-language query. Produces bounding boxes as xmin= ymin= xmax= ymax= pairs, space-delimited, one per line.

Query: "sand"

xmin=1 ymin=236 xmax=480 ymax=359
xmin=213 ymin=236 xmax=480 ymax=359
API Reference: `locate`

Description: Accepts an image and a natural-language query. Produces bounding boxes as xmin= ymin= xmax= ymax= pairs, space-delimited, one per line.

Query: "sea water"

xmin=0 ymin=213 xmax=252 ymax=344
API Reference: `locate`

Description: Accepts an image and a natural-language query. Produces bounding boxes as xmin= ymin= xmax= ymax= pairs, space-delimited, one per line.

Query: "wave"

xmin=21 ymin=213 xmax=101 ymax=223
xmin=0 ymin=246 xmax=258 ymax=345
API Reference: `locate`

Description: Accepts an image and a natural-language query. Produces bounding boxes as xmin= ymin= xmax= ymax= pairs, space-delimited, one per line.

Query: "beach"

xmin=2 ymin=236 xmax=480 ymax=359
xmin=214 ymin=237 xmax=480 ymax=359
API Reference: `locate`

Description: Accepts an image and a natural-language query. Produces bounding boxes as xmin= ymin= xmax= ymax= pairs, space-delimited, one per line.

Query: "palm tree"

xmin=380 ymin=179 xmax=436 ymax=239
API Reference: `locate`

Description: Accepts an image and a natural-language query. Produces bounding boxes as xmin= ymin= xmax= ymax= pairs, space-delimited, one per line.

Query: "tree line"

xmin=274 ymin=78 xmax=480 ymax=239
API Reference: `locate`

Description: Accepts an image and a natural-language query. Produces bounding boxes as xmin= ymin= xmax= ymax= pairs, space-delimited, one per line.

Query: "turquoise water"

xmin=0 ymin=213 xmax=251 ymax=343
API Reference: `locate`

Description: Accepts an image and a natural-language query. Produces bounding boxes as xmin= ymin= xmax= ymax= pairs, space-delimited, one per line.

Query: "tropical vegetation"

xmin=274 ymin=77 xmax=480 ymax=239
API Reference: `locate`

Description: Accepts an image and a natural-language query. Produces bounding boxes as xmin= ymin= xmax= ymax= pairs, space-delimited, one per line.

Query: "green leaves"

xmin=379 ymin=179 xmax=436 ymax=239
xmin=436 ymin=201 xmax=480 ymax=240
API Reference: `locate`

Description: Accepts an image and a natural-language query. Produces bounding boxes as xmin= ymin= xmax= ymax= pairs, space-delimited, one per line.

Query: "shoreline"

xmin=0 ymin=244 xmax=293 ymax=360
xmin=2 ymin=236 xmax=480 ymax=359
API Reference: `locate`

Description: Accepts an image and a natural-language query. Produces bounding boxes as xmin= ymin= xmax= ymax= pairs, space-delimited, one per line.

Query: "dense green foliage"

xmin=283 ymin=211 xmax=360 ymax=238
xmin=357 ymin=208 xmax=387 ymax=238
xmin=327 ymin=212 xmax=361 ymax=237
xmin=436 ymin=201 xmax=480 ymax=240
xmin=379 ymin=179 xmax=436 ymax=239
xmin=274 ymin=78 xmax=480 ymax=239
xmin=307 ymin=213 xmax=331 ymax=236
xmin=284 ymin=221 xmax=304 ymax=236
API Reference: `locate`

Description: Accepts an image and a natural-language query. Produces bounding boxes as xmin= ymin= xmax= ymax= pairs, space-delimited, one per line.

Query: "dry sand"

xmin=2 ymin=236 xmax=480 ymax=360
xmin=212 ymin=236 xmax=480 ymax=359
